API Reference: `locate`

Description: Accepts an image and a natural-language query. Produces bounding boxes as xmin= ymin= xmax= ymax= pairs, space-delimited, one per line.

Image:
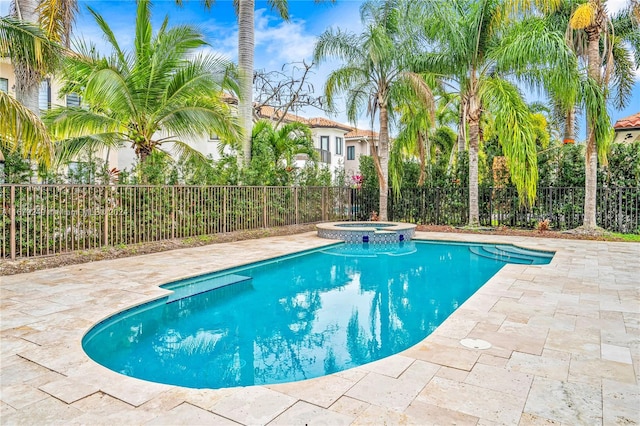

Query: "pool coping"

xmin=1 ymin=232 xmax=638 ymax=424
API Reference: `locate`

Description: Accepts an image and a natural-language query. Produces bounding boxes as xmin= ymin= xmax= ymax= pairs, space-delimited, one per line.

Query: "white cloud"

xmin=253 ymin=8 xmax=317 ymax=66
xmin=607 ymin=0 xmax=629 ymax=15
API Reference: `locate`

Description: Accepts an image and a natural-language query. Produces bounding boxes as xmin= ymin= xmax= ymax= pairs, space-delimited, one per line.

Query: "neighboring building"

xmin=256 ymin=106 xmax=375 ymax=181
xmin=345 ymin=128 xmax=378 ymax=179
xmin=613 ymin=112 xmax=640 ymax=144
xmin=0 ymin=60 xmax=117 ymax=182
xmin=2 ymin=60 xmax=377 ymax=182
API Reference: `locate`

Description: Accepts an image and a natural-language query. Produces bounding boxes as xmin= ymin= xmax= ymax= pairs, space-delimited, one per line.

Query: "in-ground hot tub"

xmin=316 ymin=221 xmax=417 ymax=243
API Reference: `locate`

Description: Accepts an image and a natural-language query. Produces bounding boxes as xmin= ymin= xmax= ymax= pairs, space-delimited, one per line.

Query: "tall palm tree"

xmin=569 ymin=0 xmax=638 ymax=231
xmin=414 ymin=0 xmax=578 ymax=226
xmin=0 ymin=16 xmax=58 ymax=165
xmin=236 ymin=0 xmax=334 ymax=169
xmin=314 ymin=0 xmax=434 ymax=221
xmin=44 ymin=0 xmax=239 ymax=178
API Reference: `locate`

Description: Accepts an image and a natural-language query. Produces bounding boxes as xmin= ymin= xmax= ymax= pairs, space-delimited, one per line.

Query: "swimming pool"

xmin=82 ymin=241 xmax=553 ymax=389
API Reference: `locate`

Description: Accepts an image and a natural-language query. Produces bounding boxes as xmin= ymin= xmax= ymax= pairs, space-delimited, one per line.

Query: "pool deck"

xmin=1 ymin=231 xmax=638 ymax=425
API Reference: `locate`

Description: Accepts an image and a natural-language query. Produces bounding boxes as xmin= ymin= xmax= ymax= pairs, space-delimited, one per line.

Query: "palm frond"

xmin=54 ymin=133 xmax=122 ymax=165
xmin=268 ymin=0 xmax=290 ymax=21
xmin=480 ymin=77 xmax=538 ymax=206
xmin=579 ymin=76 xmax=612 ymax=165
xmin=314 ymin=28 xmax=364 ymax=65
xmin=323 ymin=65 xmax=368 ymax=114
xmin=44 ymin=106 xmax=124 ymax=138
xmin=36 ymin=0 xmax=78 ymax=47
xmin=0 ymin=16 xmax=61 ymax=74
xmin=610 ymin=36 xmax=636 ymax=109
xmin=0 ymin=90 xmax=54 ymax=166
xmin=86 ymin=6 xmax=127 ymax=67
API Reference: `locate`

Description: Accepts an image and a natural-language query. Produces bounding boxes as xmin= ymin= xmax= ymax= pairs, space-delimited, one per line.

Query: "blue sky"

xmin=2 ymin=0 xmax=638 ymax=133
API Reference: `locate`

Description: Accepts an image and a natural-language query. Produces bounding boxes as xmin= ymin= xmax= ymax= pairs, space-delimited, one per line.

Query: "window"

xmin=39 ymin=79 xmax=51 ymax=111
xmin=320 ymin=136 xmax=329 ymax=151
xmin=0 ymin=78 xmax=8 ymax=93
xmin=66 ymin=93 xmax=81 ymax=107
xmin=335 ymin=137 xmax=343 ymax=155
xmin=347 ymin=146 xmax=356 ymax=161
xmin=209 ymin=133 xmax=219 ymax=142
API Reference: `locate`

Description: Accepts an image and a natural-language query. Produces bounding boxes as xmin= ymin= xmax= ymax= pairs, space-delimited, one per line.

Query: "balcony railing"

xmin=316 ymin=148 xmax=331 ymax=164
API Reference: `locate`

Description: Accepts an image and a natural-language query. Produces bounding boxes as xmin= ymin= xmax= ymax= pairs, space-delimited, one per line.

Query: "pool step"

xmin=167 ymin=274 xmax=252 ymax=303
xmin=469 ymin=246 xmax=533 ymax=264
xmin=481 ymin=246 xmax=540 ymax=263
xmin=495 ymin=244 xmax=554 ymax=258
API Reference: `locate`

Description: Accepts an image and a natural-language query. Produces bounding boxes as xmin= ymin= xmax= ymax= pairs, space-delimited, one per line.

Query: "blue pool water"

xmin=82 ymin=241 xmax=553 ymax=389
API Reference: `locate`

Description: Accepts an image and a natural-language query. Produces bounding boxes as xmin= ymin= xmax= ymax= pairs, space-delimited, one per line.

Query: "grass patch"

xmin=610 ymin=233 xmax=640 ymax=242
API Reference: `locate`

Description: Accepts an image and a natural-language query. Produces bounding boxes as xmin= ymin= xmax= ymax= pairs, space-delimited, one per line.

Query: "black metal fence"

xmin=2 ymin=184 xmax=638 ymax=260
xmin=385 ymin=186 xmax=639 ymax=233
xmin=1 ymin=185 xmax=353 ymax=260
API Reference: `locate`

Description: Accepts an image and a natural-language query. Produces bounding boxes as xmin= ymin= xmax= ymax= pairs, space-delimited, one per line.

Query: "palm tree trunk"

xmin=238 ymin=0 xmax=255 ymax=168
xmin=417 ymin=131 xmax=426 ymax=186
xmin=467 ymin=93 xmax=480 ymax=227
xmin=378 ymin=103 xmax=390 ymax=221
xmin=457 ymin=96 xmax=467 ymax=152
xmin=12 ymin=0 xmax=41 ymax=115
xmin=563 ymin=107 xmax=575 ymax=144
xmin=583 ymin=28 xmax=601 ymax=229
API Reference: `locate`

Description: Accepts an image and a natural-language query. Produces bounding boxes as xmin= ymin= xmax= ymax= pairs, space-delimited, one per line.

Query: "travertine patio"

xmin=1 ymin=232 xmax=638 ymax=425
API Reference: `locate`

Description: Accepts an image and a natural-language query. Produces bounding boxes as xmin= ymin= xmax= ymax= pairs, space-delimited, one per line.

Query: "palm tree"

xmin=569 ymin=0 xmax=638 ymax=231
xmin=9 ymin=0 xmax=76 ymax=114
xmin=251 ymin=120 xmax=317 ymax=171
xmin=392 ymin=78 xmax=458 ymax=189
xmin=413 ymin=0 xmax=578 ymax=226
xmin=236 ymin=0 xmax=334 ymax=169
xmin=44 ymin=0 xmax=239 ymax=179
xmin=314 ymin=0 xmax=434 ymax=221
xmin=0 ymin=16 xmax=58 ymax=165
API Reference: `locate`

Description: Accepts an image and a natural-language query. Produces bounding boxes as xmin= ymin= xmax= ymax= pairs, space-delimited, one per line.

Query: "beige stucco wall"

xmin=613 ymin=129 xmax=640 ymax=144
xmin=0 ymin=59 xmax=17 ymax=96
xmin=344 ymin=138 xmax=371 ymax=179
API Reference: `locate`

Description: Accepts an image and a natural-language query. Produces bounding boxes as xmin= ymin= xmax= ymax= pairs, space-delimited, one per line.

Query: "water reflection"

xmin=83 ymin=242 xmax=507 ymax=389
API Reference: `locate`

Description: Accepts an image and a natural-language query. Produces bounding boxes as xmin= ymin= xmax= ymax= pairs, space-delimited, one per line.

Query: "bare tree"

xmin=253 ymin=61 xmax=324 ymax=128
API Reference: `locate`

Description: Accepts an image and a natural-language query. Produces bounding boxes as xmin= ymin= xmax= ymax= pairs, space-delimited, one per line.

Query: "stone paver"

xmin=1 ymin=231 xmax=638 ymax=425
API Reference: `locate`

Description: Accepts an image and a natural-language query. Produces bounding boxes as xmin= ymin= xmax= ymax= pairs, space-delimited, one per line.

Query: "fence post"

xmin=263 ymin=187 xmax=268 ymax=228
xmin=10 ymin=185 xmax=16 ymax=260
xmin=223 ymin=187 xmax=227 ymax=233
xmin=489 ymin=186 xmax=495 ymax=228
xmin=103 ymin=186 xmax=109 ymax=246
xmin=320 ymin=187 xmax=327 ymax=222
xmin=171 ymin=186 xmax=176 ymax=240
xmin=295 ymin=187 xmax=299 ymax=225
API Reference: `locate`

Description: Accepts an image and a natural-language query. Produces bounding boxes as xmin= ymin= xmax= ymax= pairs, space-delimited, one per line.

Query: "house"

xmin=613 ymin=112 xmax=640 ymax=144
xmin=2 ymin=60 xmax=377 ymax=183
xmin=1 ymin=60 xmax=118 ymax=182
xmin=345 ymin=128 xmax=378 ymax=179
xmin=255 ymin=106 xmax=376 ymax=181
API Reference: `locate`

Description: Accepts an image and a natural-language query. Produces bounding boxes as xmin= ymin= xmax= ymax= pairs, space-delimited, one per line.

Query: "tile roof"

xmin=306 ymin=117 xmax=352 ymax=131
xmin=613 ymin=112 xmax=640 ymax=129
xmin=255 ymin=106 xmax=356 ymax=132
xmin=255 ymin=105 xmax=308 ymax=124
xmin=346 ymin=128 xmax=379 ymax=139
